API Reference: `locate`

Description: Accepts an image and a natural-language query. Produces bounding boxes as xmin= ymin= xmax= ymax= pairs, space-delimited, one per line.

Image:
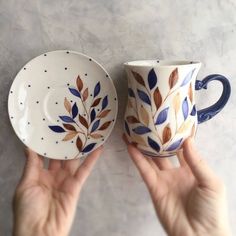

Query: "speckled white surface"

xmin=0 ymin=1 xmax=236 ymax=235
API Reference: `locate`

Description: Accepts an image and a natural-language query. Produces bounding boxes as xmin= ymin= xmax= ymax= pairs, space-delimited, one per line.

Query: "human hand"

xmin=13 ymin=147 xmax=103 ymax=236
xmin=124 ymin=136 xmax=231 ymax=236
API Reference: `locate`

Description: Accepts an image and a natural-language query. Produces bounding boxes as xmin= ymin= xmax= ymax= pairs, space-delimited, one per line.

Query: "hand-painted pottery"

xmin=124 ymin=60 xmax=231 ymax=157
xmin=8 ymin=50 xmax=118 ymax=160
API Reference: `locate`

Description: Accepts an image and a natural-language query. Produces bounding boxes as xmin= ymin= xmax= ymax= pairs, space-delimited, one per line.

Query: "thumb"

xmin=183 ymin=138 xmax=217 ymax=189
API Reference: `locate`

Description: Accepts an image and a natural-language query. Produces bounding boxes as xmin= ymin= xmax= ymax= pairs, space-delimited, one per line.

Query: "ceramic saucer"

xmin=8 ymin=50 xmax=118 ymax=159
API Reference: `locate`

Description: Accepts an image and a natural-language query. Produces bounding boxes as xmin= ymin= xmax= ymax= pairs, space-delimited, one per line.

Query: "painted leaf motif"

xmin=132 ymin=71 xmax=145 ymax=86
xmin=132 ymin=134 xmax=146 ymax=146
xmin=49 ymin=125 xmax=65 ymax=133
xmin=69 ymin=88 xmax=81 ymax=98
xmin=82 ymin=143 xmax=96 ymax=153
xmin=102 ymin=95 xmax=108 ymax=110
xmin=79 ymin=115 xmax=89 ymax=128
xmin=82 ymin=88 xmax=88 ymax=101
xmin=76 ymin=75 xmax=83 ymax=91
xmin=188 ymin=83 xmax=193 ymax=103
xmin=64 ymin=97 xmax=71 ymax=113
xmin=97 ymin=109 xmax=111 ymax=118
xmin=91 ymin=120 xmax=100 ymax=133
xmin=140 ymin=106 xmax=149 ymax=126
xmin=190 ymin=105 xmax=196 ymax=116
xmin=90 ymin=133 xmax=103 ymax=139
xmin=137 ymin=89 xmax=151 ymax=105
xmin=148 ymin=136 xmax=160 ymax=152
xmin=99 ymin=121 xmax=111 ymax=130
xmin=169 ymin=68 xmax=178 ymax=89
xmin=166 ymin=138 xmax=183 ymax=151
xmin=178 ymin=119 xmax=192 ymax=133
xmin=132 ymin=126 xmax=151 ymax=134
xmin=162 ymin=124 xmax=172 ymax=144
xmin=148 ymin=68 xmax=157 ymax=90
xmin=181 ymin=69 xmax=195 ymax=87
xmin=128 ymin=88 xmax=135 ymax=97
xmin=72 ymin=103 xmax=78 ymax=119
xmin=63 ymin=123 xmax=76 ymax=131
xmin=173 ymin=93 xmax=181 ymax=113
xmin=182 ymin=97 xmax=189 ymax=120
xmin=124 ymin=121 xmax=130 ymax=136
xmin=91 ymin=97 xmax=101 ymax=107
xmin=76 ymin=136 xmax=83 ymax=151
xmin=59 ymin=116 xmax=74 ymax=123
xmin=126 ymin=116 xmax=139 ymax=124
xmin=155 ymin=107 xmax=169 ymax=125
xmin=154 ymin=87 xmax=162 ymax=110
xmin=94 ymin=82 xmax=101 ymax=97
xmin=62 ymin=131 xmax=77 ymax=141
xmin=90 ymin=109 xmax=96 ymax=123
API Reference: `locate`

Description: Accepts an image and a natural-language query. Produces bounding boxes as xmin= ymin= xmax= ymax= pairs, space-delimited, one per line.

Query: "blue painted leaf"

xmin=91 ymin=120 xmax=100 ymax=132
xmin=49 ymin=125 xmax=65 ymax=133
xmin=94 ymin=82 xmax=101 ymax=97
xmin=148 ymin=136 xmax=160 ymax=152
xmin=137 ymin=89 xmax=151 ymax=105
xmin=82 ymin=143 xmax=96 ymax=153
xmin=72 ymin=103 xmax=78 ymax=119
xmin=155 ymin=107 xmax=169 ymax=125
xmin=124 ymin=121 xmax=130 ymax=136
xmin=132 ymin=126 xmax=151 ymax=134
xmin=181 ymin=69 xmax=195 ymax=87
xmin=69 ymin=88 xmax=81 ymax=98
xmin=90 ymin=109 xmax=96 ymax=123
xmin=190 ymin=105 xmax=196 ymax=116
xmin=102 ymin=95 xmax=108 ymax=110
xmin=166 ymin=138 xmax=183 ymax=151
xmin=148 ymin=68 xmax=157 ymax=90
xmin=182 ymin=97 xmax=189 ymax=120
xmin=128 ymin=88 xmax=135 ymax=97
xmin=59 ymin=116 xmax=74 ymax=123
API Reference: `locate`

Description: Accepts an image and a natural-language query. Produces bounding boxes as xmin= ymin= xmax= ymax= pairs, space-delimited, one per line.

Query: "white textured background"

xmin=0 ymin=1 xmax=236 ymax=235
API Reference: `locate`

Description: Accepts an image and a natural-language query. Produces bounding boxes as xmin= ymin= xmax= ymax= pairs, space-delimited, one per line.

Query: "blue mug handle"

xmin=195 ymin=74 xmax=231 ymax=124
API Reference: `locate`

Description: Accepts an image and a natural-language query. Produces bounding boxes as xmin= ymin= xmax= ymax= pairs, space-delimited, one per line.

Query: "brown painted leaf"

xmin=126 ymin=116 xmax=139 ymax=124
xmin=188 ymin=83 xmax=193 ymax=103
xmin=83 ymin=88 xmax=88 ymax=101
xmin=63 ymin=123 xmax=76 ymax=131
xmin=98 ymin=121 xmax=112 ymax=130
xmin=154 ymin=87 xmax=162 ymax=110
xmin=76 ymin=75 xmax=83 ymax=91
xmin=62 ymin=131 xmax=77 ymax=141
xmin=140 ymin=106 xmax=149 ymax=126
xmin=173 ymin=93 xmax=180 ymax=113
xmin=64 ymin=97 xmax=71 ymax=113
xmin=97 ymin=109 xmax=111 ymax=118
xmin=169 ymin=68 xmax=178 ymax=89
xmin=90 ymin=133 xmax=103 ymax=139
xmin=178 ymin=119 xmax=192 ymax=133
xmin=162 ymin=124 xmax=171 ymax=144
xmin=191 ymin=123 xmax=196 ymax=137
xmin=91 ymin=97 xmax=101 ymax=107
xmin=76 ymin=136 xmax=83 ymax=151
xmin=131 ymin=71 xmax=145 ymax=86
xmin=132 ymin=134 xmax=146 ymax=146
xmin=79 ymin=114 xmax=89 ymax=128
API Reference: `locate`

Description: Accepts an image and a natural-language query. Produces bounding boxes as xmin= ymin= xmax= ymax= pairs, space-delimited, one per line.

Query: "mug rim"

xmin=124 ymin=60 xmax=201 ymax=67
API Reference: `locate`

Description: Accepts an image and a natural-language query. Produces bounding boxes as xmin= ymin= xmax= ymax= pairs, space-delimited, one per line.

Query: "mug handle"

xmin=195 ymin=74 xmax=231 ymax=124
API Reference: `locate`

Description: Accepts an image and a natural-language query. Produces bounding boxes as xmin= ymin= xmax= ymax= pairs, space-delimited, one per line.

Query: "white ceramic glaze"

xmin=8 ymin=50 xmax=118 ymax=160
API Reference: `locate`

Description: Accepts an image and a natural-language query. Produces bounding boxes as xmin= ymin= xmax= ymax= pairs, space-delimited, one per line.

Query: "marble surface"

xmin=0 ymin=0 xmax=236 ymax=235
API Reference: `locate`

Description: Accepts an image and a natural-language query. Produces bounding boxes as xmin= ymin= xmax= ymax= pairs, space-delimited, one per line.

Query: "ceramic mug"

xmin=124 ymin=60 xmax=231 ymax=157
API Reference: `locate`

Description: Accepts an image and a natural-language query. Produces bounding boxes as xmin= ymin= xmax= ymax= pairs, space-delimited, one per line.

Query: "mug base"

xmin=140 ymin=149 xmax=181 ymax=158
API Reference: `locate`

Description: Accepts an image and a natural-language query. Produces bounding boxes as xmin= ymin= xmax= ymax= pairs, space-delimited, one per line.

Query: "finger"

xmin=152 ymin=157 xmax=173 ymax=170
xmin=63 ymin=158 xmax=80 ymax=175
xmin=21 ymin=148 xmax=44 ymax=183
xmin=48 ymin=159 xmax=62 ymax=172
xmin=74 ymin=146 xmax=103 ymax=186
xmin=177 ymin=149 xmax=188 ymax=167
xmin=183 ymin=138 xmax=216 ymax=188
xmin=145 ymin=156 xmax=160 ymax=173
xmin=127 ymin=144 xmax=159 ymax=188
